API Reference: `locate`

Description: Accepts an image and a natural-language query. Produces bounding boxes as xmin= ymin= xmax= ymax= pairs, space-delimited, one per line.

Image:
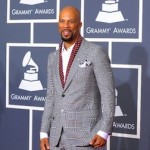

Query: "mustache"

xmin=61 ymin=29 xmax=71 ymax=32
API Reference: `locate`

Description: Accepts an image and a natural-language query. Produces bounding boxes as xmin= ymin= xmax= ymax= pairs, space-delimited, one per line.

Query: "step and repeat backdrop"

xmin=0 ymin=0 xmax=150 ymax=150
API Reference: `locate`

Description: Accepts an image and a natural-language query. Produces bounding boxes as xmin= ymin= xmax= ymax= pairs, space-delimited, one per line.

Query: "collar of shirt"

xmin=62 ymin=43 xmax=75 ymax=78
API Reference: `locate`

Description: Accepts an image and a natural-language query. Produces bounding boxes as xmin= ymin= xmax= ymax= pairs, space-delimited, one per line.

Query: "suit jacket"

xmin=40 ymin=39 xmax=115 ymax=147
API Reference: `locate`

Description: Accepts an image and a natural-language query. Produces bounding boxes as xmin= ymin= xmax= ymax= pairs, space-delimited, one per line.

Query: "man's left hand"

xmin=90 ymin=134 xmax=106 ymax=148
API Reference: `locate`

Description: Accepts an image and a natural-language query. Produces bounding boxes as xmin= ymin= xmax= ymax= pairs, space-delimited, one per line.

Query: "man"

xmin=40 ymin=6 xmax=115 ymax=150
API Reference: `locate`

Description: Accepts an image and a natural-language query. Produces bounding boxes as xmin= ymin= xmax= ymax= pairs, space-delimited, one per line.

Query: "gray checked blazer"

xmin=40 ymin=39 xmax=115 ymax=147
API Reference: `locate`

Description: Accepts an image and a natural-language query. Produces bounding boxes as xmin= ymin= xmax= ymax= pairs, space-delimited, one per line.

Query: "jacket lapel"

xmin=54 ymin=50 xmax=64 ymax=91
xmin=63 ymin=40 xmax=89 ymax=91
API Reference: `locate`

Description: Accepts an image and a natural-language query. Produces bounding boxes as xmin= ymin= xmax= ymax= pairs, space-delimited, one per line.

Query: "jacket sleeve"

xmin=40 ymin=53 xmax=55 ymax=135
xmin=92 ymin=46 xmax=115 ymax=135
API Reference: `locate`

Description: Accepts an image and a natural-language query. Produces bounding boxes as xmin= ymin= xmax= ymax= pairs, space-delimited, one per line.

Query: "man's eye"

xmin=59 ymin=20 xmax=64 ymax=23
xmin=69 ymin=20 xmax=74 ymax=23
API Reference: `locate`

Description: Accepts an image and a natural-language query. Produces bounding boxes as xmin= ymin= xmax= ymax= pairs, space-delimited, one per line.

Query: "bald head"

xmin=58 ymin=6 xmax=82 ymax=46
xmin=59 ymin=6 xmax=81 ymax=22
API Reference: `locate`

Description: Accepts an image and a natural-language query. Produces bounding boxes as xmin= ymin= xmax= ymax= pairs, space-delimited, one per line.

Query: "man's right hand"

xmin=40 ymin=138 xmax=50 ymax=150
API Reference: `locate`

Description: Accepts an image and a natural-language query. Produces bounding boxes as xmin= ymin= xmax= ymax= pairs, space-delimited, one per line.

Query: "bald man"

xmin=40 ymin=6 xmax=115 ymax=150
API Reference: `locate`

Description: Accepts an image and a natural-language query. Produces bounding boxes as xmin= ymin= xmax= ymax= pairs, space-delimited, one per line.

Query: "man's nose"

xmin=63 ymin=21 xmax=69 ymax=28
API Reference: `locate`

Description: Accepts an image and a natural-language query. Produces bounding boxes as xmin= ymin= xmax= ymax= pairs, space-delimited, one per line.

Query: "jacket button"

xmin=62 ymin=94 xmax=65 ymax=97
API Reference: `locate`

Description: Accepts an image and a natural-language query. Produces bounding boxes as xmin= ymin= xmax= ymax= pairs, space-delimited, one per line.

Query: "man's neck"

xmin=63 ymin=40 xmax=75 ymax=50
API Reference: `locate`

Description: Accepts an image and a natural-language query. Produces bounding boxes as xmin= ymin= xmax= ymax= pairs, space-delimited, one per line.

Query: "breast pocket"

xmin=78 ymin=65 xmax=93 ymax=75
xmin=76 ymin=65 xmax=96 ymax=84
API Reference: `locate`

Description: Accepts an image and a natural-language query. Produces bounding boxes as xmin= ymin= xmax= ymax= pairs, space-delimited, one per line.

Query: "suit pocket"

xmin=78 ymin=65 xmax=93 ymax=75
xmin=76 ymin=65 xmax=96 ymax=84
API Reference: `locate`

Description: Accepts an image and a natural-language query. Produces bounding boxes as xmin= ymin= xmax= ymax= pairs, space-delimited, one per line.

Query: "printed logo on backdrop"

xmin=83 ymin=0 xmax=141 ymax=40
xmin=7 ymin=0 xmax=60 ymax=22
xmin=114 ymin=89 xmax=124 ymax=117
xmin=112 ymin=66 xmax=141 ymax=138
xmin=19 ymin=51 xmax=43 ymax=91
xmin=96 ymin=0 xmax=125 ymax=24
xmin=6 ymin=45 xmax=56 ymax=108
xmin=20 ymin=0 xmax=47 ymax=5
xmin=113 ymin=87 xmax=136 ymax=135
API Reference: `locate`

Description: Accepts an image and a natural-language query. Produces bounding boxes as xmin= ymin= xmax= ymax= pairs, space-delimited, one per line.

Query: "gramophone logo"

xmin=19 ymin=51 xmax=43 ymax=91
xmin=114 ymin=89 xmax=124 ymax=117
xmin=96 ymin=0 xmax=125 ymax=23
xmin=19 ymin=0 xmax=47 ymax=5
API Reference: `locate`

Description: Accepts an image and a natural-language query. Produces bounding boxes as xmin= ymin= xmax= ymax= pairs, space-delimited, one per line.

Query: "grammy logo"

xmin=19 ymin=0 xmax=47 ymax=5
xmin=96 ymin=0 xmax=125 ymax=23
xmin=19 ymin=51 xmax=43 ymax=91
xmin=115 ymin=89 xmax=124 ymax=117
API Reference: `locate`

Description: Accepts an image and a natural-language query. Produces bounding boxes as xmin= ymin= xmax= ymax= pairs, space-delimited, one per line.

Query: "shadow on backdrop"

xmin=0 ymin=60 xmax=5 ymax=126
xmin=111 ymin=45 xmax=150 ymax=150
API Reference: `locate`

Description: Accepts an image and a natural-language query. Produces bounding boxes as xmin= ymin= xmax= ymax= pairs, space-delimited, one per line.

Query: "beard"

xmin=60 ymin=30 xmax=74 ymax=42
xmin=61 ymin=35 xmax=73 ymax=42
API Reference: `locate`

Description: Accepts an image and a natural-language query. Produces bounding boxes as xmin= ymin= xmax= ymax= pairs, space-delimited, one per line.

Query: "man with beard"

xmin=40 ymin=6 xmax=115 ymax=150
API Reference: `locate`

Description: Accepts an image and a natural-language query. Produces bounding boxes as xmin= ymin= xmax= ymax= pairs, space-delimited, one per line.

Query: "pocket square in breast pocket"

xmin=79 ymin=60 xmax=92 ymax=68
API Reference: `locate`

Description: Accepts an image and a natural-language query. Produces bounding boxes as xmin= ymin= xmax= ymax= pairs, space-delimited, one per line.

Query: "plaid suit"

xmin=40 ymin=39 xmax=115 ymax=148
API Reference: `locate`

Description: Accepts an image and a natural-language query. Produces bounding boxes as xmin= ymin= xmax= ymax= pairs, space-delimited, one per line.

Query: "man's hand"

xmin=90 ymin=134 xmax=106 ymax=148
xmin=40 ymin=138 xmax=50 ymax=150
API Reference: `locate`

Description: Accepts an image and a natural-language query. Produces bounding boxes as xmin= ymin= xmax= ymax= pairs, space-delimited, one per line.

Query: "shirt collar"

xmin=62 ymin=42 xmax=75 ymax=54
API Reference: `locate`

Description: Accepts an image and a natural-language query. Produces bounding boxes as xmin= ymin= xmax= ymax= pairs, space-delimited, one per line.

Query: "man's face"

xmin=58 ymin=8 xmax=82 ymax=43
